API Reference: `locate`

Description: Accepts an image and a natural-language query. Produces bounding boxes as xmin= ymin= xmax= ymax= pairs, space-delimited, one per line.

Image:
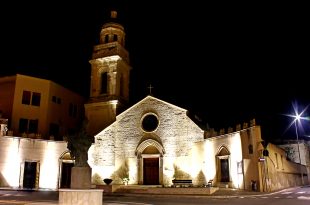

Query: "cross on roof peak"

xmin=148 ymin=84 xmax=154 ymax=96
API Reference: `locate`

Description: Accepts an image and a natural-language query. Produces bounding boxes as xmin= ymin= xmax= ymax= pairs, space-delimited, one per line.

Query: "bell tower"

xmin=85 ymin=10 xmax=131 ymax=136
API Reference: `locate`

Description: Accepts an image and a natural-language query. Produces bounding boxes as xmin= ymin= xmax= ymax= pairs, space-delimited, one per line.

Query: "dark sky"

xmin=0 ymin=1 xmax=309 ymax=142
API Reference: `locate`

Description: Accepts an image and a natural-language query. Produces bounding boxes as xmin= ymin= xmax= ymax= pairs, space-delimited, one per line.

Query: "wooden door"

xmin=143 ymin=158 xmax=159 ymax=185
xmin=220 ymin=158 xmax=230 ymax=182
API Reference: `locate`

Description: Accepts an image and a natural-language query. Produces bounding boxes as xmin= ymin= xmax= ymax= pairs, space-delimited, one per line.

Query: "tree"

xmin=67 ymin=118 xmax=93 ymax=167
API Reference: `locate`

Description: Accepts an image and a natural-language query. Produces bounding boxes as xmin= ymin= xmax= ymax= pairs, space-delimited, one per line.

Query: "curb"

xmin=106 ymin=186 xmax=303 ymax=199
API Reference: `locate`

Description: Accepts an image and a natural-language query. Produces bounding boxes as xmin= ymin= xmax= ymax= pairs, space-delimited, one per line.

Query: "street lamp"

xmin=284 ymin=102 xmax=310 ymax=186
xmin=293 ymin=117 xmax=304 ymax=185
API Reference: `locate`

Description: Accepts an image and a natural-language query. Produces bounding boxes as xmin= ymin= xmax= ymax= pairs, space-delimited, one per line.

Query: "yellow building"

xmin=0 ymin=74 xmax=85 ymax=140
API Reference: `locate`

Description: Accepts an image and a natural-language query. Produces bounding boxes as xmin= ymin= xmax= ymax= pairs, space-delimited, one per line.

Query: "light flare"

xmin=282 ymin=101 xmax=309 ymax=135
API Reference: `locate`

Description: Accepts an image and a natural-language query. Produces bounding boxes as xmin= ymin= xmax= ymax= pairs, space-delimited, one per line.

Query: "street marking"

xmin=297 ymin=196 xmax=310 ymax=200
xmin=281 ymin=191 xmax=292 ymax=195
xmin=297 ymin=191 xmax=305 ymax=194
xmin=286 ymin=196 xmax=293 ymax=198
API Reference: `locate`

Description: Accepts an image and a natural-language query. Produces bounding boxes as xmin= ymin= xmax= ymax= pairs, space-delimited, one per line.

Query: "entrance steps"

xmin=218 ymin=182 xmax=230 ymax=188
xmin=112 ymin=185 xmax=219 ymax=195
xmin=114 ymin=185 xmax=161 ymax=194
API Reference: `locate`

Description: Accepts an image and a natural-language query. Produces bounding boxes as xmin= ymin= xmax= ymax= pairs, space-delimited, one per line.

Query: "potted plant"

xmin=122 ymin=177 xmax=130 ymax=185
xmin=103 ymin=178 xmax=113 ymax=185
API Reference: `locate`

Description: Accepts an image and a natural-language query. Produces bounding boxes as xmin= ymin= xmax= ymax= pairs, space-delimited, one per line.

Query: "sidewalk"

xmin=109 ymin=186 xmax=297 ymax=198
xmin=107 ymin=186 xmax=278 ymax=198
xmin=209 ymin=187 xmax=267 ymax=197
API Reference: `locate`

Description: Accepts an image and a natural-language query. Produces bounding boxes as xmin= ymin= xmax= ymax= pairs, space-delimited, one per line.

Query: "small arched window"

xmin=100 ymin=72 xmax=108 ymax=94
xmin=120 ymin=74 xmax=124 ymax=97
xmin=113 ymin=34 xmax=118 ymax=42
xmin=105 ymin=35 xmax=109 ymax=43
xmin=248 ymin=144 xmax=253 ymax=154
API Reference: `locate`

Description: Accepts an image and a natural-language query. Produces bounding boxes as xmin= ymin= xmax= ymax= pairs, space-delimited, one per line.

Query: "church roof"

xmin=116 ymin=95 xmax=187 ymax=120
xmin=95 ymin=94 xmax=205 ymax=137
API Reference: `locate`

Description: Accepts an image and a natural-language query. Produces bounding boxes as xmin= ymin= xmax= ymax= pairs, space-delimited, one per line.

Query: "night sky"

xmin=0 ymin=1 xmax=309 ymax=142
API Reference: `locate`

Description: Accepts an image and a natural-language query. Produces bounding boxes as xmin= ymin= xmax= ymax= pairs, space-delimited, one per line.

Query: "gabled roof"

xmin=116 ymin=95 xmax=187 ymax=120
xmin=95 ymin=95 xmax=205 ymax=137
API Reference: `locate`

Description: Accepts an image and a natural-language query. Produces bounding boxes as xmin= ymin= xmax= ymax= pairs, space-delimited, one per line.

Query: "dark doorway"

xmin=23 ymin=161 xmax=37 ymax=189
xmin=60 ymin=162 xmax=74 ymax=188
xmin=220 ymin=158 xmax=230 ymax=182
xmin=143 ymin=158 xmax=159 ymax=185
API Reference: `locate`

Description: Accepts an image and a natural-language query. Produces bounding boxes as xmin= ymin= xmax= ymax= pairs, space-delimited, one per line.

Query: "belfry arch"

xmin=136 ymin=139 xmax=165 ymax=185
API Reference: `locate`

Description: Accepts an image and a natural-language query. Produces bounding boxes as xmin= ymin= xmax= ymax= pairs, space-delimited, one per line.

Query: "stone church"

xmin=83 ymin=11 xmax=256 ymax=189
xmin=88 ymin=94 xmax=260 ymax=189
xmin=85 ymin=10 xmax=308 ymax=191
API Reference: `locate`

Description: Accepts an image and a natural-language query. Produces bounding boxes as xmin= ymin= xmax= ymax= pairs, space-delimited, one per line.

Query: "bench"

xmin=172 ymin=179 xmax=193 ymax=187
xmin=207 ymin=179 xmax=213 ymax=187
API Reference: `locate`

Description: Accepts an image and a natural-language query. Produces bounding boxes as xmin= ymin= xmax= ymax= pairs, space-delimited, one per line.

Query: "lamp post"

xmin=284 ymin=102 xmax=309 ymax=186
xmin=294 ymin=118 xmax=304 ymax=185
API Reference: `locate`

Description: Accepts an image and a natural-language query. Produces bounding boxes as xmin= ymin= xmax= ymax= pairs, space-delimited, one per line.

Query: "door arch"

xmin=136 ymin=139 xmax=165 ymax=185
xmin=58 ymin=151 xmax=74 ymax=188
xmin=216 ymin=145 xmax=231 ymax=183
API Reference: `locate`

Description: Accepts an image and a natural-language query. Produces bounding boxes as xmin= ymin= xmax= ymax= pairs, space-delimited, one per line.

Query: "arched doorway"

xmin=143 ymin=147 xmax=159 ymax=185
xmin=59 ymin=151 xmax=74 ymax=188
xmin=216 ymin=146 xmax=231 ymax=183
xmin=136 ymin=139 xmax=165 ymax=185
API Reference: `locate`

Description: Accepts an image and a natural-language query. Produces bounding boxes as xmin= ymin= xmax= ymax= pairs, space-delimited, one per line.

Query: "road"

xmin=0 ymin=186 xmax=309 ymax=205
xmin=102 ymin=186 xmax=310 ymax=205
xmin=0 ymin=189 xmax=58 ymax=205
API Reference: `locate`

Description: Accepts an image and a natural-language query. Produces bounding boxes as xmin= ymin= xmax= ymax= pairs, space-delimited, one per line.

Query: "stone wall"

xmin=205 ymin=132 xmax=244 ymax=188
xmin=261 ymin=143 xmax=308 ymax=191
xmin=0 ymin=136 xmax=67 ymax=189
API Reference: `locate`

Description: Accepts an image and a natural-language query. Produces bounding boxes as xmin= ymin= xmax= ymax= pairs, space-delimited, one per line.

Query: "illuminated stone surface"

xmin=59 ymin=189 xmax=103 ymax=205
xmin=70 ymin=167 xmax=92 ymax=189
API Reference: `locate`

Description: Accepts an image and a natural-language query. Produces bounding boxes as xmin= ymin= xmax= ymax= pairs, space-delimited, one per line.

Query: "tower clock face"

xmin=141 ymin=113 xmax=159 ymax=132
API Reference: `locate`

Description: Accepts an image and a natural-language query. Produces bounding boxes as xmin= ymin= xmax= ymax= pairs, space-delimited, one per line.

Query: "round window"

xmin=142 ymin=114 xmax=159 ymax=132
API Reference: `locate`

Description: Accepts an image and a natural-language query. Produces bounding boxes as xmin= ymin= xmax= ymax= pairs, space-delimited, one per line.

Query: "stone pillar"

xmin=109 ymin=71 xmax=117 ymax=95
xmin=159 ymin=156 xmax=163 ymax=185
xmin=71 ymin=166 xmax=92 ymax=189
xmin=137 ymin=155 xmax=142 ymax=184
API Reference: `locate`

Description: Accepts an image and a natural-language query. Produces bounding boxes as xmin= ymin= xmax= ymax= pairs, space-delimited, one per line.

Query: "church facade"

xmin=85 ymin=10 xmax=259 ymax=190
xmin=89 ymin=95 xmax=263 ymax=190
